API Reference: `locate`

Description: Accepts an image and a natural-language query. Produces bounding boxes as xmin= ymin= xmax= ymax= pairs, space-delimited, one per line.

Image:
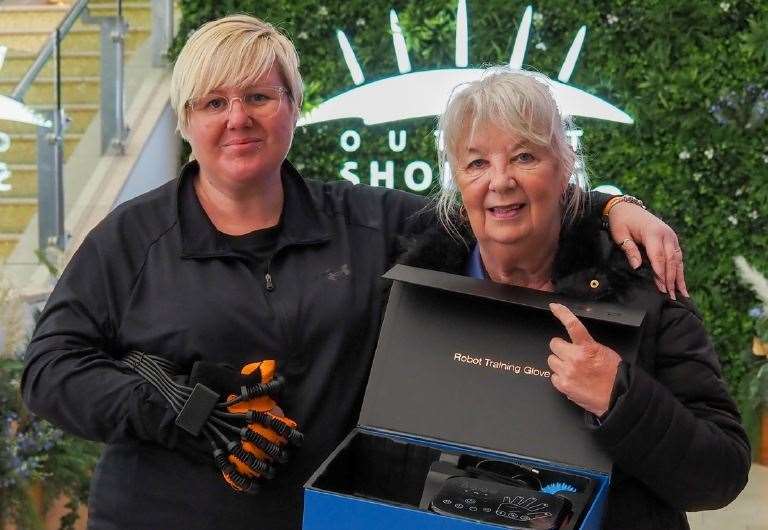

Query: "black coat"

xmin=22 ymin=161 xmax=431 ymax=530
xmin=396 ymin=216 xmax=750 ymax=530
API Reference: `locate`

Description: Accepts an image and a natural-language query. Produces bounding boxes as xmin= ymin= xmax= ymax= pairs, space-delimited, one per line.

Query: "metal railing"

xmin=9 ymin=0 xmax=174 ymax=252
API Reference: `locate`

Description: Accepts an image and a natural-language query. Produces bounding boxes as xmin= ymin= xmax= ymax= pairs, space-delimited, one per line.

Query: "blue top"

xmin=465 ymin=243 xmax=487 ymax=279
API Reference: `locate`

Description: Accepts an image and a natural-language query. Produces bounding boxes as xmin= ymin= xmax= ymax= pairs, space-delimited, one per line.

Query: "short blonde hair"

xmin=436 ymin=67 xmax=587 ymax=237
xmin=170 ymin=14 xmax=303 ymax=138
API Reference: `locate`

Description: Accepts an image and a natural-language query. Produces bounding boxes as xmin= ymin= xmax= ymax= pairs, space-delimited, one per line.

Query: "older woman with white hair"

xmin=398 ymin=68 xmax=750 ymax=529
xmin=23 ymin=15 xmax=690 ymax=530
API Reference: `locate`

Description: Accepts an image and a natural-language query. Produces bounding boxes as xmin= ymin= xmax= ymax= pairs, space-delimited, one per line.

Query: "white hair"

xmin=435 ymin=67 xmax=588 ymax=238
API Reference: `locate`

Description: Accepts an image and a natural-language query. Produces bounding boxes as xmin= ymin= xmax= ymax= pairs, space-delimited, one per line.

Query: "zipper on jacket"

xmin=262 ymin=235 xmax=327 ymax=293
xmin=264 ymin=257 xmax=275 ymax=291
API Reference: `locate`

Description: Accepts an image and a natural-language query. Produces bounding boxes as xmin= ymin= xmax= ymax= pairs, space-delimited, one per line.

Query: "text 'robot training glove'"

xmin=120 ymin=352 xmax=303 ymax=494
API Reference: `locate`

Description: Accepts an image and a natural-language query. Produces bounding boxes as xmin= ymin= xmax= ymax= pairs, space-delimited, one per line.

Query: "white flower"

xmin=704 ymin=148 xmax=714 ymax=159
xmin=728 ymin=215 xmax=738 ymax=226
xmin=762 ymin=154 xmax=768 ymax=164
xmin=532 ymin=12 xmax=544 ymax=27
xmin=678 ymin=150 xmax=691 ymax=160
xmin=535 ymin=42 xmax=547 ymax=51
xmin=298 ymin=31 xmax=309 ymax=40
xmin=749 ymin=210 xmax=759 ymax=220
xmin=692 ymin=172 xmax=702 ymax=182
xmin=318 ymin=6 xmax=329 ymax=16
xmin=356 ymin=18 xmax=366 ymax=27
xmin=734 ymin=256 xmax=768 ymax=308
xmin=735 ymin=187 xmax=744 ymax=196
xmin=719 ymin=2 xmax=730 ymax=11
xmin=606 ymin=14 xmax=619 ymax=25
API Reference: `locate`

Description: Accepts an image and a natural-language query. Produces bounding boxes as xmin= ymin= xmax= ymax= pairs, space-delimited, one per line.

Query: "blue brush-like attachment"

xmin=541 ymin=482 xmax=578 ymax=494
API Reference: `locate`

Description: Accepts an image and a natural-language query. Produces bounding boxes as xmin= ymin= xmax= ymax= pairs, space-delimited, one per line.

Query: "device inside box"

xmin=312 ymin=430 xmax=597 ymax=530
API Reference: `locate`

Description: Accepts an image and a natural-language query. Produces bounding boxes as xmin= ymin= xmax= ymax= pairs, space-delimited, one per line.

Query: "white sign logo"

xmin=0 ymin=45 xmax=53 ymax=193
xmin=297 ymin=2 xmax=632 ymax=194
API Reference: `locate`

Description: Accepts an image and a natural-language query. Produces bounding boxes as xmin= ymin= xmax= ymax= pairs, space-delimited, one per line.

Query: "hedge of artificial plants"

xmin=174 ymin=1 xmax=768 ymax=434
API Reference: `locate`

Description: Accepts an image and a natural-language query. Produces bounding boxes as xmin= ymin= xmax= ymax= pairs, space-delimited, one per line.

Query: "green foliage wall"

xmin=175 ymin=1 xmax=768 ymax=398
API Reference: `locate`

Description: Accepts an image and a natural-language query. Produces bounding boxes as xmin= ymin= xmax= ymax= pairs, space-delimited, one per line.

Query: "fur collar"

xmin=396 ymin=214 xmax=651 ymax=301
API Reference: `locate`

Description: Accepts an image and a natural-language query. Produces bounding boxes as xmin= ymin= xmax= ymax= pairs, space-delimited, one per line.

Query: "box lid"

xmin=359 ymin=265 xmax=646 ymax=475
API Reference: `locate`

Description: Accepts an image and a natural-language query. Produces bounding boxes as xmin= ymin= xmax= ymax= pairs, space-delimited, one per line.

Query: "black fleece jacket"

xmin=396 ymin=215 xmax=750 ymax=530
xmin=21 ymin=161 xmax=431 ymax=530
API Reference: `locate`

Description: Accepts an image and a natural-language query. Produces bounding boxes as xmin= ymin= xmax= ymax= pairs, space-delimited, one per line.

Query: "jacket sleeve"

xmin=21 ymin=234 xmax=181 ymax=447
xmin=386 ymin=189 xmax=433 ymax=239
xmin=585 ymin=189 xmax=611 ymax=218
xmin=592 ymin=299 xmax=750 ymax=511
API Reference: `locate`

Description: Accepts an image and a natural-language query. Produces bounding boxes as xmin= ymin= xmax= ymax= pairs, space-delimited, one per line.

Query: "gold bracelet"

xmin=602 ymin=196 xmax=624 ymax=218
xmin=603 ymin=195 xmax=646 ymax=218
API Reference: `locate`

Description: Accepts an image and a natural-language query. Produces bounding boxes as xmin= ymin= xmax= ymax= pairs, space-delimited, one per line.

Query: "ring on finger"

xmin=619 ymin=238 xmax=631 ymax=248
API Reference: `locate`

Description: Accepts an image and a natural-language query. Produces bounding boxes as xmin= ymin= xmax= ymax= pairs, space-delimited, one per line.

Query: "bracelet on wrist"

xmin=602 ymin=195 xmax=647 ymax=229
xmin=602 ymin=195 xmax=646 ymax=217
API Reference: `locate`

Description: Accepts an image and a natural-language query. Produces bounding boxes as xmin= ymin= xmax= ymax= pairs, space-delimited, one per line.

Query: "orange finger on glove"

xmin=214 ymin=360 xmax=303 ymax=493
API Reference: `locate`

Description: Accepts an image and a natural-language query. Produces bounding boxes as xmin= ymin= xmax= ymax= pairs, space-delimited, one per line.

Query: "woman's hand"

xmin=547 ymin=303 xmax=622 ymax=417
xmin=607 ymin=202 xmax=688 ymax=300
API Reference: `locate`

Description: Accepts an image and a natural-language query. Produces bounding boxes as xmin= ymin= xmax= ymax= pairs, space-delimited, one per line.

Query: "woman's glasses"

xmin=187 ymin=86 xmax=290 ymax=120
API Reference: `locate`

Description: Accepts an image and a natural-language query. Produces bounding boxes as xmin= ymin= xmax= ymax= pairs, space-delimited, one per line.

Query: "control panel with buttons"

xmin=430 ymin=477 xmax=571 ymax=529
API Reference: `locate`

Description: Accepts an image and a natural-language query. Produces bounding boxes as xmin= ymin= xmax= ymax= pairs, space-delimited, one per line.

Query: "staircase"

xmin=0 ymin=2 xmax=153 ymax=264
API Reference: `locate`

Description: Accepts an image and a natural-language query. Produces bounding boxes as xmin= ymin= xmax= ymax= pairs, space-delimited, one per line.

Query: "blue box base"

xmin=304 ymin=428 xmax=609 ymax=530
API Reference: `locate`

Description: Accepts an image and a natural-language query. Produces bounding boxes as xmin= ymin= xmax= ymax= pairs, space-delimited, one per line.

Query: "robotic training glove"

xmin=192 ymin=360 xmax=303 ymax=493
xmin=120 ymin=352 xmax=303 ymax=494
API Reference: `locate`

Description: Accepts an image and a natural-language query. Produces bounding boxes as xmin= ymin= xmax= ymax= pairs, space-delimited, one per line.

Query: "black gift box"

xmin=304 ymin=265 xmax=645 ymax=530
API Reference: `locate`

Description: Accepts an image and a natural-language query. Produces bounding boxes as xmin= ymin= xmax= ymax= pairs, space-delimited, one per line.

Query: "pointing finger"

xmin=549 ymin=303 xmax=594 ymax=346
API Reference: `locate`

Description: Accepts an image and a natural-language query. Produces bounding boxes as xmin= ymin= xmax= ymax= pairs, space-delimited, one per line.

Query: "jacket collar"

xmin=552 ymin=219 xmax=618 ymax=300
xmin=397 ymin=215 xmax=645 ymax=301
xmin=175 ymin=160 xmax=331 ymax=259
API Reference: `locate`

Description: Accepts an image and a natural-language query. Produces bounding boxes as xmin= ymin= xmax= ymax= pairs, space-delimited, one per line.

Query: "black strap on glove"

xmin=120 ymin=351 xmax=303 ymax=494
